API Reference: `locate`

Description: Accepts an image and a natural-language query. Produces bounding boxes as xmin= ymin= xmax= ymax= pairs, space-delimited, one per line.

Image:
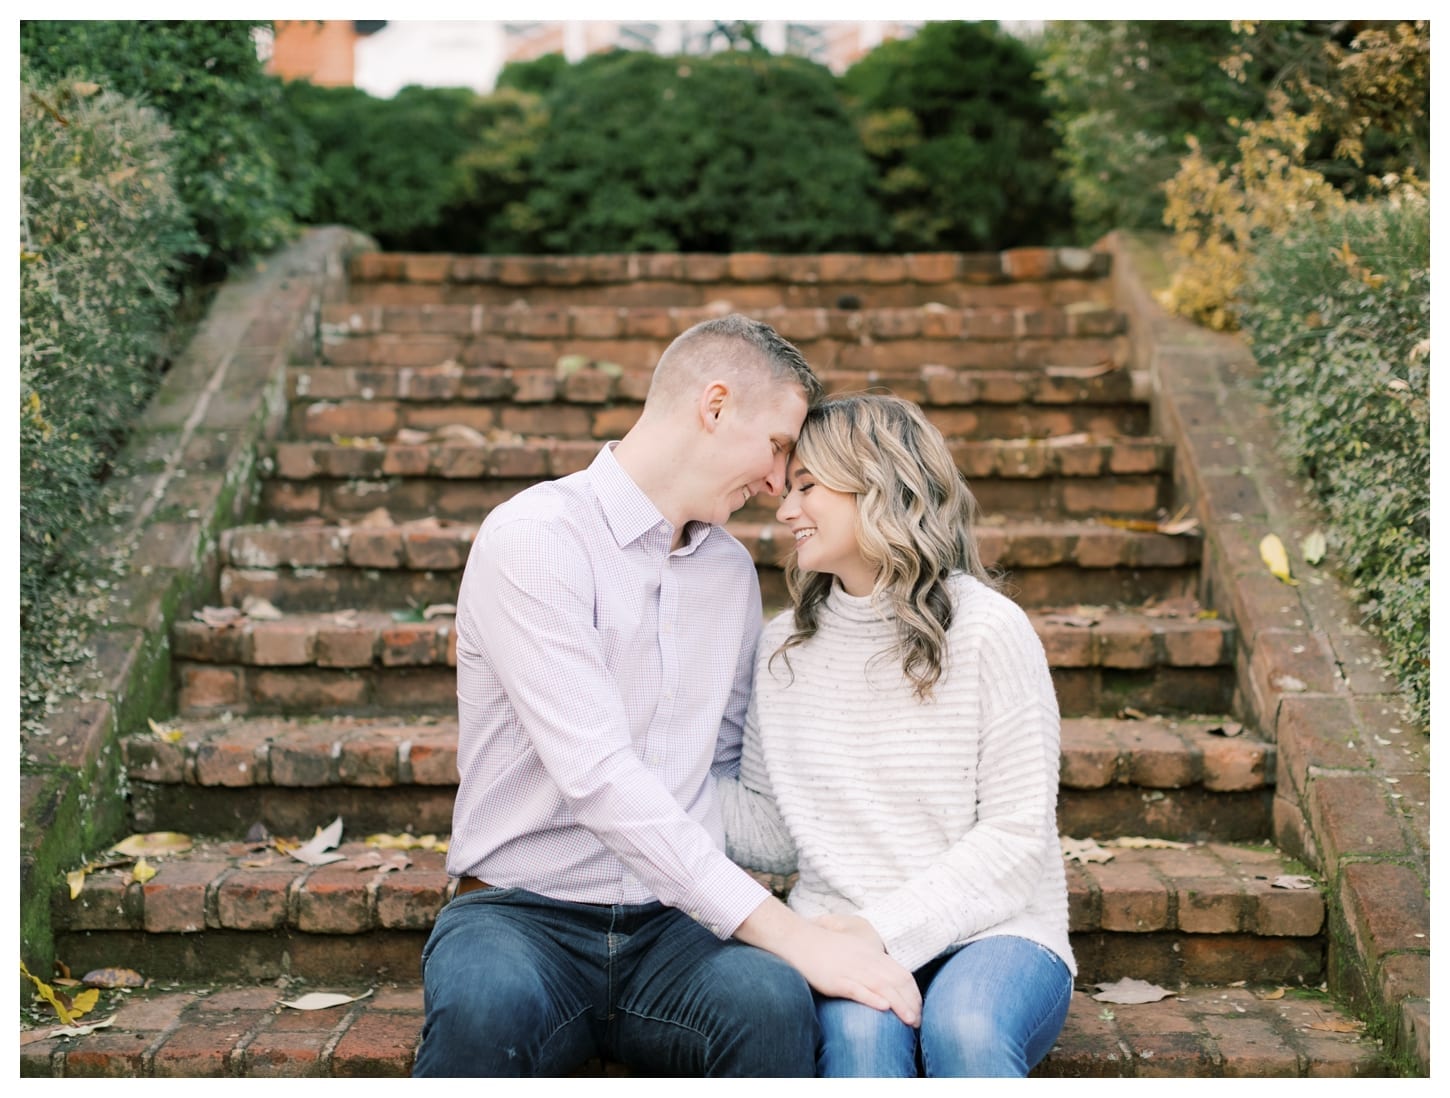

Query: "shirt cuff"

xmin=678 ymin=858 xmax=772 ymax=939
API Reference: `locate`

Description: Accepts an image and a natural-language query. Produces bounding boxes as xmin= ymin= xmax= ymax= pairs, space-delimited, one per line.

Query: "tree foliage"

xmin=1040 ymin=21 xmax=1267 ymax=241
xmin=20 ymin=19 xmax=306 ymax=273
xmin=843 ymin=21 xmax=1073 ymax=250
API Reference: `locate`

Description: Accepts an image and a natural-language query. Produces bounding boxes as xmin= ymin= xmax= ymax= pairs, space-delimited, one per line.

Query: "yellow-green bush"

xmin=19 ymin=71 xmax=199 ymax=724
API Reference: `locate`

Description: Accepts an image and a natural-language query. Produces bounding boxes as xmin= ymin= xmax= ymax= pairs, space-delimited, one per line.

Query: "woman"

xmin=720 ymin=393 xmax=1075 ymax=1078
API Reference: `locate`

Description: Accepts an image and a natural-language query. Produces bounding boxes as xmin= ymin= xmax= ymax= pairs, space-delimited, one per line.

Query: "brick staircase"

xmin=27 ymin=250 xmax=1392 ymax=1077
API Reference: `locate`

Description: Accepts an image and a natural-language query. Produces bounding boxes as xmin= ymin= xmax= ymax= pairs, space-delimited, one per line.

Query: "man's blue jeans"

xmin=816 ymin=935 xmax=1073 ymax=1077
xmin=412 ymin=886 xmax=818 ymax=1077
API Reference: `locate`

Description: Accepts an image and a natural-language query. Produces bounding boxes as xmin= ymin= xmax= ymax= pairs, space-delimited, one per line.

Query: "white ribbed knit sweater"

xmin=720 ymin=572 xmax=1075 ymax=976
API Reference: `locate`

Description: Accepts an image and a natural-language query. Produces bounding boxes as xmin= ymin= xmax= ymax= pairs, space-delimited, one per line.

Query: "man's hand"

xmin=734 ymin=897 xmax=921 ymax=1027
xmin=811 ymin=913 xmax=886 ymax=953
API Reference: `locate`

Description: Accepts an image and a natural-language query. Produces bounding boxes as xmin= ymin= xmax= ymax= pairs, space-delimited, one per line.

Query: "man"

xmin=413 ymin=314 xmax=920 ymax=1077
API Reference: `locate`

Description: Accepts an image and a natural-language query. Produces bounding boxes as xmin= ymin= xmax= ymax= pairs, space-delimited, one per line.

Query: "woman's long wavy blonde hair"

xmin=773 ymin=393 xmax=998 ymax=701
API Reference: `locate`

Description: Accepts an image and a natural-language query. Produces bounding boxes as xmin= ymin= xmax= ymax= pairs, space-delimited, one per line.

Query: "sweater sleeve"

xmin=856 ymin=603 xmax=1062 ymax=971
xmin=718 ymin=658 xmax=799 ymax=876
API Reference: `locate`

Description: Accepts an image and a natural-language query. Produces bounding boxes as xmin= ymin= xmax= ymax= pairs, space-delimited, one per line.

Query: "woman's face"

xmin=776 ymin=455 xmax=877 ymax=597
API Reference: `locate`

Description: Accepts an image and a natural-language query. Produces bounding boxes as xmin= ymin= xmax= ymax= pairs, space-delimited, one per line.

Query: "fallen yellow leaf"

xmin=67 ymin=868 xmax=88 ymax=900
xmin=1259 ymin=533 xmax=1299 ymax=586
xmin=111 ymin=832 xmax=193 ymax=857
xmin=147 ymin=717 xmax=183 ymax=743
xmin=131 ymin=858 xmax=157 ymax=884
xmin=21 ymin=961 xmax=81 ymax=1025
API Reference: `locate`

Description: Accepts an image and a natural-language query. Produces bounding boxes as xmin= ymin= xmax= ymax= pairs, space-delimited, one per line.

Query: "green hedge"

xmin=1238 ymin=196 xmax=1430 ymax=727
xmin=19 ymin=71 xmax=200 ymax=722
xmin=842 ymin=20 xmax=1073 ymax=250
xmin=517 ymin=49 xmax=885 ymax=253
xmin=20 ymin=20 xmax=306 ymax=274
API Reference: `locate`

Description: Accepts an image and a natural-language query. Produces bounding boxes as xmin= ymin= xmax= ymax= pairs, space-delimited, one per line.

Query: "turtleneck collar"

xmin=823 ymin=580 xmax=894 ymax=625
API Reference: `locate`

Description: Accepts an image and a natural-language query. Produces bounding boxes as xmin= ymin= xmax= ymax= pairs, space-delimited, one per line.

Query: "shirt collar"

xmin=589 ymin=442 xmax=712 ymax=553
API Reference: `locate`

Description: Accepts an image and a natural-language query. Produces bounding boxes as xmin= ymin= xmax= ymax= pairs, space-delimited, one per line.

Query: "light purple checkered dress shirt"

xmin=447 ymin=442 xmax=771 ymax=937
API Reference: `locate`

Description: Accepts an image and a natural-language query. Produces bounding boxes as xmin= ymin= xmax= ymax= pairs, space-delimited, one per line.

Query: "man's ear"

xmin=699 ymin=380 xmax=729 ymax=431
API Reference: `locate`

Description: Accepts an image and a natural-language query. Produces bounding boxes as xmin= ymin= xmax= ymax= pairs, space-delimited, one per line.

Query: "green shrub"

xmin=281 ymin=80 xmax=550 ymax=254
xmin=20 ymin=20 xmax=306 ymax=272
xmin=841 ymin=20 xmax=1073 ymax=250
xmin=20 ymin=71 xmax=201 ymax=721
xmin=1238 ymin=195 xmax=1429 ymax=727
xmin=517 ymin=49 xmax=886 ymax=253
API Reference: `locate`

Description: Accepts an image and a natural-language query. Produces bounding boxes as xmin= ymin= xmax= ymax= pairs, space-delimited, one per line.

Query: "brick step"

xmin=53 ymin=842 xmax=1325 ymax=989
xmin=320 ymin=331 xmax=1125 ymax=381
xmin=122 ymin=715 xmax=1271 ymax=842
xmin=19 ymin=981 xmax=1386 ymax=1078
xmin=343 ymin=248 xmax=1117 ymax=312
xmin=319 ymin=299 xmax=1126 ymax=367
xmin=260 ymin=437 xmax=1176 ymax=525
xmin=217 ymin=518 xmax=1203 ymax=613
xmin=286 ymin=362 xmax=1152 ymax=441
xmin=171 ymin=609 xmax=1235 ymax=719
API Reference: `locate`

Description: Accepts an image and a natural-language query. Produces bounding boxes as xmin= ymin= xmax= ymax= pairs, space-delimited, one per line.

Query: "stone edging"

xmin=1102 ymin=231 xmax=1429 ymax=1075
xmin=18 ymin=226 xmax=377 ymax=980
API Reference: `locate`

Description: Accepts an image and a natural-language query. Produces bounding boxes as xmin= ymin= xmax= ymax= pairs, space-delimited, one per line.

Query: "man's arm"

xmin=463 ymin=519 xmax=768 ymax=930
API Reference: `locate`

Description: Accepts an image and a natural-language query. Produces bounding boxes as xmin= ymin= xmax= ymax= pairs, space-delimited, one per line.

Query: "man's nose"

xmin=763 ymin=451 xmax=788 ymax=497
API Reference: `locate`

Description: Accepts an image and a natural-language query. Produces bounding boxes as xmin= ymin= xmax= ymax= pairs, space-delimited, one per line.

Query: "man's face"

xmin=699 ymin=383 xmax=809 ymax=527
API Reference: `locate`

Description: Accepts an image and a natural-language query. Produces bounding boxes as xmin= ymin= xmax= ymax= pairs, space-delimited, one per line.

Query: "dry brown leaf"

xmin=1117 ymin=707 xmax=1149 ymax=721
xmin=280 ymin=990 xmax=374 ymax=1011
xmin=352 ymin=507 xmax=395 ymax=528
xmin=81 ymin=967 xmax=145 ymax=989
xmin=194 ymin=605 xmax=244 ymax=627
xmin=1255 ymin=987 xmax=1287 ymax=1000
xmin=242 ymin=596 xmax=284 ymax=620
xmin=1092 ymin=978 xmax=1175 ymax=1004
xmin=1272 ymin=875 xmax=1315 ymax=890
xmin=1061 ymin=836 xmax=1114 ymax=864
xmin=1044 ymin=614 xmax=1099 ymax=628
xmin=288 ymin=817 xmax=346 ymax=866
xmin=434 ymin=423 xmax=488 ymax=445
xmin=1047 ymin=361 xmax=1117 ymax=379
xmin=1308 ymin=1018 xmax=1362 ymax=1033
xmin=365 ymin=832 xmax=447 ymax=852
xmin=1142 ymin=596 xmax=1202 ymax=619
xmin=1099 ymin=517 xmax=1162 ymax=533
xmin=49 ymin=1015 xmax=117 ymax=1038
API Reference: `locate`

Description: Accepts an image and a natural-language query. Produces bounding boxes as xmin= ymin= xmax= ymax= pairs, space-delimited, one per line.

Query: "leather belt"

xmin=454 ymin=876 xmax=495 ymax=896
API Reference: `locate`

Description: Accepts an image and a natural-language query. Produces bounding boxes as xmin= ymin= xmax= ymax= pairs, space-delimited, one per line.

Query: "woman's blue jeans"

xmin=816 ymin=935 xmax=1073 ymax=1077
xmin=412 ymin=886 xmax=817 ymax=1077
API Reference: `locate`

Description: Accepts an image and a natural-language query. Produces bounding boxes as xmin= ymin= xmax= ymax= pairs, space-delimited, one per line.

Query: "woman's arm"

xmin=718 ymin=686 xmax=799 ymax=875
